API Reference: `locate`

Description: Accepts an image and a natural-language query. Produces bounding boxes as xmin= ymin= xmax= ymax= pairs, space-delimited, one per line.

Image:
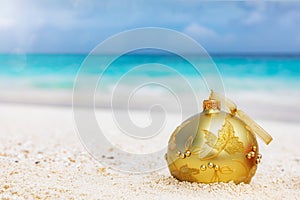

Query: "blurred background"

xmin=0 ymin=0 xmax=299 ymax=122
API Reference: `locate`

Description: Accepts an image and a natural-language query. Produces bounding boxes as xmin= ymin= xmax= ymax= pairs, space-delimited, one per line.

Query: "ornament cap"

xmin=203 ymin=90 xmax=221 ymax=111
xmin=203 ymin=99 xmax=221 ymax=111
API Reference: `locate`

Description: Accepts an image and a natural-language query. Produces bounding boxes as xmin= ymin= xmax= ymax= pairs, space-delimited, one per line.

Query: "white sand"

xmin=0 ymin=103 xmax=299 ymax=199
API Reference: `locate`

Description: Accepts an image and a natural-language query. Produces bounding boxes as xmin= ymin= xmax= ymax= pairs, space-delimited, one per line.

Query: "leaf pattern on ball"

xmin=185 ymin=135 xmax=194 ymax=150
xmin=171 ymin=164 xmax=199 ymax=182
xmin=224 ymin=135 xmax=244 ymax=155
xmin=210 ymin=165 xmax=234 ymax=182
xmin=190 ymin=146 xmax=204 ymax=155
xmin=203 ymin=129 xmax=218 ymax=149
xmin=220 ymin=166 xmax=233 ymax=174
xmin=203 ymin=119 xmax=244 ymax=155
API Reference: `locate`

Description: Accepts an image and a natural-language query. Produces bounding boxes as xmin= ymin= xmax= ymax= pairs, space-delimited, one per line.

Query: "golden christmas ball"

xmin=166 ymin=91 xmax=272 ymax=184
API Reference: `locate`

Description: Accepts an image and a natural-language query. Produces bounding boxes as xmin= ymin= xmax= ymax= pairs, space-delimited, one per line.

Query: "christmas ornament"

xmin=165 ymin=91 xmax=272 ymax=184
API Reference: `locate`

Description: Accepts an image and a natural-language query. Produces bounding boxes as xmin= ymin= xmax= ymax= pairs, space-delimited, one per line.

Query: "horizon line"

xmin=1 ymin=52 xmax=300 ymax=57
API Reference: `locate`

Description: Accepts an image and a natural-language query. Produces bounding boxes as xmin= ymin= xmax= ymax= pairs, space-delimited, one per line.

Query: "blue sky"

xmin=0 ymin=0 xmax=300 ymax=53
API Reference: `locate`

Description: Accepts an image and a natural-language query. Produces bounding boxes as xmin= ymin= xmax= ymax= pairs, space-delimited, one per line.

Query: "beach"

xmin=0 ymin=102 xmax=299 ymax=199
xmin=2 ymin=0 xmax=300 ymax=198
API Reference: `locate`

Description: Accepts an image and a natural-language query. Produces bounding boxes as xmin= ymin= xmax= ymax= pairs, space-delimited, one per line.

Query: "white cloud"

xmin=0 ymin=1 xmax=17 ymax=29
xmin=243 ymin=11 xmax=264 ymax=25
xmin=279 ymin=10 xmax=300 ymax=27
xmin=0 ymin=18 xmax=15 ymax=29
xmin=183 ymin=23 xmax=217 ymax=39
xmin=183 ymin=23 xmax=235 ymax=52
xmin=0 ymin=0 xmax=299 ymax=53
xmin=243 ymin=0 xmax=265 ymax=26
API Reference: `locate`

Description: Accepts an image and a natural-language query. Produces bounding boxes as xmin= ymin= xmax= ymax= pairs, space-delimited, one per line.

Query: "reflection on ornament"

xmin=166 ymin=91 xmax=272 ymax=184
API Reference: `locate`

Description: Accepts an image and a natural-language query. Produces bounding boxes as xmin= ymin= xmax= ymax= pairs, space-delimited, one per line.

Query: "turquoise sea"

xmin=0 ymin=54 xmax=300 ymax=112
xmin=0 ymin=54 xmax=300 ymax=84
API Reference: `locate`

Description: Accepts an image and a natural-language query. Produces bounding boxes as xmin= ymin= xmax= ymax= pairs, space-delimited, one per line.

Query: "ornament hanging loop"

xmin=210 ymin=90 xmax=273 ymax=145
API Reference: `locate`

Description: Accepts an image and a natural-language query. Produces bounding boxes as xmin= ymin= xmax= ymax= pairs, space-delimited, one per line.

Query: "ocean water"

xmin=0 ymin=53 xmax=300 ymax=110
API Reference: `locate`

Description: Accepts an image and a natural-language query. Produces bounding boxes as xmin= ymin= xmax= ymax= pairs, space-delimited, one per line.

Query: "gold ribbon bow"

xmin=210 ymin=91 xmax=273 ymax=145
